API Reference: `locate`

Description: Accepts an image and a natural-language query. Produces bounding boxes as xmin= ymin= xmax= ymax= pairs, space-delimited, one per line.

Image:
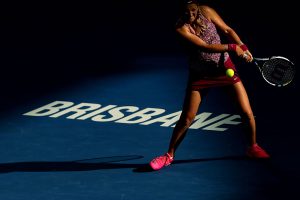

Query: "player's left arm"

xmin=201 ymin=6 xmax=253 ymax=61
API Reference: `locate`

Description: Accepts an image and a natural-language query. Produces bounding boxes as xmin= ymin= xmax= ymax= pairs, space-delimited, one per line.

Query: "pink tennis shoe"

xmin=246 ymin=143 xmax=270 ymax=158
xmin=150 ymin=153 xmax=174 ymax=170
xmin=149 ymin=144 xmax=269 ymax=171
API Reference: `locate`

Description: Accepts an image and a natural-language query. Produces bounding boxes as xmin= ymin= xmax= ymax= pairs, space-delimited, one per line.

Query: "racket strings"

xmin=262 ymin=58 xmax=295 ymax=86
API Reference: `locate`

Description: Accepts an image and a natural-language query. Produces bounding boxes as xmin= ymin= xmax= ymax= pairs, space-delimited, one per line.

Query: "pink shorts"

xmin=187 ymin=57 xmax=241 ymax=90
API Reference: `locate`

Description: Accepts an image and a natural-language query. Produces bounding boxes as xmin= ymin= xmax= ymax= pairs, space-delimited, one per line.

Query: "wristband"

xmin=240 ymin=44 xmax=248 ymax=51
xmin=227 ymin=44 xmax=237 ymax=51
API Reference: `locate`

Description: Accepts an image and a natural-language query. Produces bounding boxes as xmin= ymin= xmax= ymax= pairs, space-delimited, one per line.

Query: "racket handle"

xmin=253 ymin=57 xmax=269 ymax=61
xmin=242 ymin=53 xmax=248 ymax=59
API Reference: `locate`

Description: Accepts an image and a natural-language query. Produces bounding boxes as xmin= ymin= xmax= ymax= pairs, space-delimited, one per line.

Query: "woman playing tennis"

xmin=150 ymin=0 xmax=270 ymax=171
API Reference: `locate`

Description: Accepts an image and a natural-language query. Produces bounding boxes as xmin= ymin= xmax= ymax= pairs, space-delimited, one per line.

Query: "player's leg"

xmin=226 ymin=81 xmax=256 ymax=145
xmin=149 ymin=89 xmax=205 ymax=170
xmin=167 ymin=89 xmax=203 ymax=158
xmin=225 ymin=81 xmax=270 ymax=158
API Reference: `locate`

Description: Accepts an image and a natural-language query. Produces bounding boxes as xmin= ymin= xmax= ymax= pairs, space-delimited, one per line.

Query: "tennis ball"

xmin=226 ymin=68 xmax=235 ymax=78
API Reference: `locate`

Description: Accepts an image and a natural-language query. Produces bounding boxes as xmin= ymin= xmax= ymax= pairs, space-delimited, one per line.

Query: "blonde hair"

xmin=191 ymin=6 xmax=207 ymax=35
xmin=184 ymin=1 xmax=207 ymax=35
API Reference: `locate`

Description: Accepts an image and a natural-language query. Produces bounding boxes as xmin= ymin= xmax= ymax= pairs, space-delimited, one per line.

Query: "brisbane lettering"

xmin=23 ymin=101 xmax=242 ymax=132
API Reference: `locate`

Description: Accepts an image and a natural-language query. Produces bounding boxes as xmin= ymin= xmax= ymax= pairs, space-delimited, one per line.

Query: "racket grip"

xmin=242 ymin=53 xmax=249 ymax=59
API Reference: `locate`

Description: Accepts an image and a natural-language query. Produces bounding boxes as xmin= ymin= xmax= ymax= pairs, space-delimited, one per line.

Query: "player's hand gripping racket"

xmin=249 ymin=56 xmax=295 ymax=87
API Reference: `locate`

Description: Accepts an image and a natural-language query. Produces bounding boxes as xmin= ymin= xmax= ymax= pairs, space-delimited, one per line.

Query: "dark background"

xmin=0 ymin=0 xmax=298 ymax=114
xmin=0 ymin=0 xmax=299 ymax=197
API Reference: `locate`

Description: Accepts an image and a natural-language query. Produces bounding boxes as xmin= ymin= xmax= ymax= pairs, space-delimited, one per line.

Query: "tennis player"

xmin=150 ymin=0 xmax=270 ymax=171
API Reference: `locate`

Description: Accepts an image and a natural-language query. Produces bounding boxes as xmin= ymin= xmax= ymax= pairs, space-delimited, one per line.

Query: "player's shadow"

xmin=0 ymin=155 xmax=263 ymax=174
xmin=0 ymin=155 xmax=145 ymax=174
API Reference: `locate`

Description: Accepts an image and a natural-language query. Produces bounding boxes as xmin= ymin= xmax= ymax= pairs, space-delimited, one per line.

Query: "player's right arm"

xmin=176 ymin=25 xmax=243 ymax=55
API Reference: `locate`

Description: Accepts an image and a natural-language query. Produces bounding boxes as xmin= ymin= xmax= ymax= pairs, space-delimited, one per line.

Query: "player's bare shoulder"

xmin=198 ymin=5 xmax=214 ymax=13
xmin=198 ymin=5 xmax=216 ymax=20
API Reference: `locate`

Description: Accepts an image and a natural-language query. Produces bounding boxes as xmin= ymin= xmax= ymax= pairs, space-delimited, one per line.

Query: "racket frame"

xmin=253 ymin=56 xmax=295 ymax=87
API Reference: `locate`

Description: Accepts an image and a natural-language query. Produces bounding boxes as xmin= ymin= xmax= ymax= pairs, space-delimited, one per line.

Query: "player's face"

xmin=185 ymin=3 xmax=199 ymax=23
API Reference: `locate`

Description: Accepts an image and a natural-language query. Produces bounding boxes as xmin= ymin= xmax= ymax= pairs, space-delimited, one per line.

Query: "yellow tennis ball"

xmin=226 ymin=68 xmax=235 ymax=78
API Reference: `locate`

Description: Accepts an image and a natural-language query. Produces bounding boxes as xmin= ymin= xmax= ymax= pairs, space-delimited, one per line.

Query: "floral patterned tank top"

xmin=186 ymin=12 xmax=230 ymax=71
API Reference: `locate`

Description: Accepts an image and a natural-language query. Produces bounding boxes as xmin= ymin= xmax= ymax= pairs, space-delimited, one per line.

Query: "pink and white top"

xmin=185 ymin=12 xmax=231 ymax=71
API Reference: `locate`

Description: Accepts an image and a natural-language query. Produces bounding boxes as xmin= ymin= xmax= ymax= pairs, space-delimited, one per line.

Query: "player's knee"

xmin=179 ymin=114 xmax=196 ymax=127
xmin=240 ymin=111 xmax=254 ymax=122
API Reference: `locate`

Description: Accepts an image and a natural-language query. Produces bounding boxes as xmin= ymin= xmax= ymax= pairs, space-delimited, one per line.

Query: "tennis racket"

xmin=250 ymin=56 xmax=295 ymax=87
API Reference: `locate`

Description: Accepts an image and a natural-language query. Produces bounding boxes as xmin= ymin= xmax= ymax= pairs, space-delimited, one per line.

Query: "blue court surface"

xmin=1 ymin=1 xmax=299 ymax=200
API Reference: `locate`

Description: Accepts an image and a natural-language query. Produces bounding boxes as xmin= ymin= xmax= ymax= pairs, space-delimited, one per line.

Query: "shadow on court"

xmin=0 ymin=155 xmax=260 ymax=174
